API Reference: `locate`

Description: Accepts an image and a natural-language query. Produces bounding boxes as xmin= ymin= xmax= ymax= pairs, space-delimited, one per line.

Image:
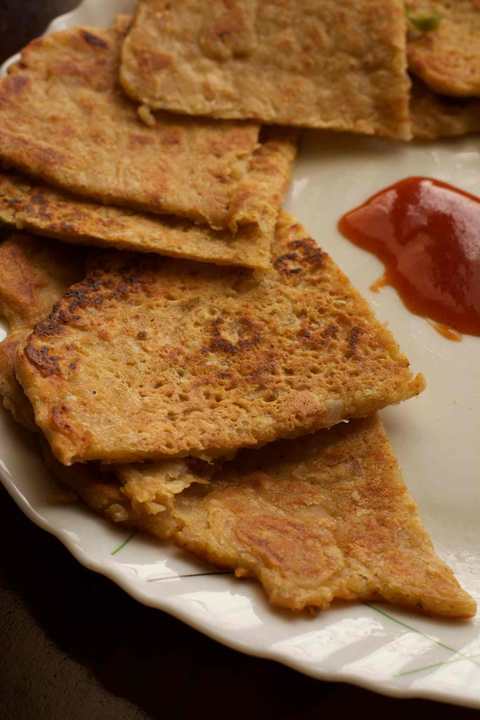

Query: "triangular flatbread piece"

xmin=44 ymin=416 xmax=477 ymax=618
xmin=16 ymin=213 xmax=425 ymax=465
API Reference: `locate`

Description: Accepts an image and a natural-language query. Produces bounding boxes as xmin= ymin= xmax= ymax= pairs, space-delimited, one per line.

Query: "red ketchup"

xmin=338 ymin=177 xmax=480 ymax=340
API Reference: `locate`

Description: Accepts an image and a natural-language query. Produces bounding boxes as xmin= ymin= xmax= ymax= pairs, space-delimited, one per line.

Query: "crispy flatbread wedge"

xmin=0 ymin=233 xmax=85 ymax=428
xmin=0 ymin=245 xmax=473 ymax=618
xmin=0 ymin=237 xmax=213 ymax=522
xmin=16 ymin=213 xmax=425 ymax=466
xmin=0 ymin=125 xmax=296 ymax=270
xmin=407 ymin=0 xmax=480 ymax=97
xmin=43 ymin=416 xmax=477 ymax=618
xmin=0 ymin=19 xmax=279 ymax=231
xmin=120 ymin=0 xmax=411 ymax=140
xmin=411 ymin=77 xmax=480 ymax=139
xmin=162 ymin=416 xmax=476 ymax=616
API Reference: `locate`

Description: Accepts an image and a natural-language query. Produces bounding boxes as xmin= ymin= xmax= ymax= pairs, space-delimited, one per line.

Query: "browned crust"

xmin=0 ymin=233 xmax=86 ymax=429
xmin=120 ymin=0 xmax=411 ymax=140
xmin=16 ymin=213 xmax=424 ymax=466
xmin=0 ymin=239 xmax=470 ymax=618
xmin=0 ymin=21 xmax=281 ymax=231
xmin=0 ymin=128 xmax=297 ymax=270
xmin=41 ymin=416 xmax=477 ymax=618
xmin=166 ymin=416 xmax=475 ymax=617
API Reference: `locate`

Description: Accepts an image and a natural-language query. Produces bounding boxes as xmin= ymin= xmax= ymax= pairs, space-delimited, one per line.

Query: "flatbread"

xmin=0 ymin=236 xmax=215 ymax=519
xmin=0 ymin=246 xmax=472 ymax=618
xmin=0 ymin=20 xmax=277 ymax=231
xmin=0 ymin=330 xmax=37 ymax=429
xmin=0 ymin=126 xmax=296 ymax=270
xmin=42 ymin=449 xmax=210 ymax=537
xmin=16 ymin=213 xmax=425 ymax=466
xmin=0 ymin=233 xmax=84 ymax=331
xmin=120 ymin=0 xmax=411 ymax=140
xmin=407 ymin=1 xmax=480 ymax=97
xmin=45 ymin=416 xmax=477 ymax=618
xmin=166 ymin=416 xmax=476 ymax=616
xmin=0 ymin=233 xmax=85 ymax=428
xmin=411 ymin=77 xmax=480 ymax=139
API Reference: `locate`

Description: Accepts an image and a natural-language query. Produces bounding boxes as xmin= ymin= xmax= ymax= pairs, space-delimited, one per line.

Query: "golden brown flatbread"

xmin=0 ymin=236 xmax=212 ymax=510
xmin=0 ymin=238 xmax=213 ymax=524
xmin=407 ymin=1 xmax=480 ymax=97
xmin=120 ymin=0 xmax=411 ymax=140
xmin=0 ymin=233 xmax=85 ymax=428
xmin=0 ymin=233 xmax=84 ymax=331
xmin=44 ymin=416 xmax=477 ymax=618
xmin=0 ymin=126 xmax=296 ymax=271
xmin=0 ymin=20 xmax=279 ymax=231
xmin=0 ymin=242 xmax=473 ymax=618
xmin=0 ymin=330 xmax=37 ymax=429
xmin=411 ymin=77 xmax=480 ymax=139
xmin=164 ymin=416 xmax=476 ymax=616
xmin=16 ymin=213 xmax=425 ymax=466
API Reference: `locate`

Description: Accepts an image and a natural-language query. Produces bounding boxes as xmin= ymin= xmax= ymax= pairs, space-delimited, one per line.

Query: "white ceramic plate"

xmin=1 ymin=0 xmax=479 ymax=708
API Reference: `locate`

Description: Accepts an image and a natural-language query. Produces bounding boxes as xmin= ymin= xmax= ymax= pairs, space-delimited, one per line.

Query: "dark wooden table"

xmin=0 ymin=3 xmax=477 ymax=718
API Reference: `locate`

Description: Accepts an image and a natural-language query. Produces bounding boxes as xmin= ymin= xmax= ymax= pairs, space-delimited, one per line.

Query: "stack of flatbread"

xmin=0 ymin=2 xmax=476 ymax=618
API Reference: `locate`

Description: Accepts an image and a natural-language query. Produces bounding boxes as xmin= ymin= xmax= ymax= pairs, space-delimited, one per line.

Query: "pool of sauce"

xmin=338 ymin=177 xmax=480 ymax=339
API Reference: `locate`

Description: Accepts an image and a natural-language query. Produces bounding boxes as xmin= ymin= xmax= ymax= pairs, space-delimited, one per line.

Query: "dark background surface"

xmin=0 ymin=2 xmax=478 ymax=718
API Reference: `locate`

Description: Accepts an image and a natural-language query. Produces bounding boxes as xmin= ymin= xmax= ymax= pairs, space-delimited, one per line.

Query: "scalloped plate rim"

xmin=0 ymin=0 xmax=479 ymax=709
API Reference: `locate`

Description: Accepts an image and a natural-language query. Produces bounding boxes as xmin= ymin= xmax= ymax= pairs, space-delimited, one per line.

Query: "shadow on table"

xmin=0 ymin=1 xmax=80 ymax=66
